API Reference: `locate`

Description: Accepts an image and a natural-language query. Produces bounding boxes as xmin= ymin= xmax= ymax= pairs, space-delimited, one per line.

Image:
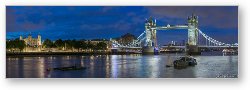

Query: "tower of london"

xmin=19 ymin=33 xmax=42 ymax=47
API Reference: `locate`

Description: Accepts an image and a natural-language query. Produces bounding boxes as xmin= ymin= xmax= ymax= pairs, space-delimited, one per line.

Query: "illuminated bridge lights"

xmin=111 ymin=15 xmax=237 ymax=49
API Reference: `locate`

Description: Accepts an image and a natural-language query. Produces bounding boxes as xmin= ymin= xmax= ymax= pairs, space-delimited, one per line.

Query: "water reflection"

xmin=6 ymin=53 xmax=238 ymax=78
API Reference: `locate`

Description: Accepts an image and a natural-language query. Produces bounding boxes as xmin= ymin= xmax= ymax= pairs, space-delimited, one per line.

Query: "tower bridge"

xmin=111 ymin=14 xmax=238 ymax=55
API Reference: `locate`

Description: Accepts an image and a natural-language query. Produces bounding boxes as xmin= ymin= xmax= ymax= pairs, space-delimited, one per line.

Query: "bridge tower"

xmin=142 ymin=16 xmax=159 ymax=54
xmin=187 ymin=14 xmax=200 ymax=55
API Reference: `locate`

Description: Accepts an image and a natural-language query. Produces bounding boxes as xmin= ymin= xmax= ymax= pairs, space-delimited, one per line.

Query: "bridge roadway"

xmin=151 ymin=25 xmax=189 ymax=30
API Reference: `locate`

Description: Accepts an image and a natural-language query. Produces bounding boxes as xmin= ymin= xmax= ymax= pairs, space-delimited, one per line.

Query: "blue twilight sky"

xmin=6 ymin=6 xmax=238 ymax=45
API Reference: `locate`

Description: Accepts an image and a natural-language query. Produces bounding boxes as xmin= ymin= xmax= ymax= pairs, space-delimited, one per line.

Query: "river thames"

xmin=6 ymin=52 xmax=238 ymax=78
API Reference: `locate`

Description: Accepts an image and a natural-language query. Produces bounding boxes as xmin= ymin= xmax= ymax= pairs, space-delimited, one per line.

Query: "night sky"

xmin=6 ymin=6 xmax=238 ymax=46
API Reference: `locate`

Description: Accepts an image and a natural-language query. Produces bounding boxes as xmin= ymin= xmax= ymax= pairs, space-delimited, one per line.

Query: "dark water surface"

xmin=6 ymin=52 xmax=238 ymax=78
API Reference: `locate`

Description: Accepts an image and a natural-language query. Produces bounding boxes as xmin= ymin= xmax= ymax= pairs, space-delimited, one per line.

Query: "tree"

xmin=6 ymin=40 xmax=15 ymax=52
xmin=86 ymin=41 xmax=94 ymax=51
xmin=17 ymin=40 xmax=26 ymax=52
xmin=81 ymin=41 xmax=87 ymax=50
xmin=73 ymin=40 xmax=82 ymax=52
xmin=64 ymin=40 xmax=73 ymax=51
xmin=6 ymin=39 xmax=26 ymax=52
xmin=95 ymin=42 xmax=107 ymax=50
xmin=43 ymin=39 xmax=53 ymax=51
xmin=55 ymin=39 xmax=64 ymax=50
xmin=6 ymin=41 xmax=11 ymax=51
xmin=71 ymin=39 xmax=77 ymax=52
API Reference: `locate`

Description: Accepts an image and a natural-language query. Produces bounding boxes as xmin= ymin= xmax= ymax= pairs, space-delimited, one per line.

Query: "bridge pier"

xmin=142 ymin=46 xmax=159 ymax=55
xmin=186 ymin=45 xmax=201 ymax=55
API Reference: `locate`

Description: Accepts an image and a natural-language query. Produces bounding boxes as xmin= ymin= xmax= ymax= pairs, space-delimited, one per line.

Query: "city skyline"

xmin=6 ymin=6 xmax=239 ymax=78
xmin=6 ymin=6 xmax=238 ymax=45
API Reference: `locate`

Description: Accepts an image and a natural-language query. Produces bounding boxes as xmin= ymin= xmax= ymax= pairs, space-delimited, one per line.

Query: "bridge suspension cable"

xmin=111 ymin=31 xmax=146 ymax=48
xmin=198 ymin=29 xmax=237 ymax=46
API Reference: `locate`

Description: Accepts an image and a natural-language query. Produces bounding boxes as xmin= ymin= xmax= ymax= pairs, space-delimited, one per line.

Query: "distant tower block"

xmin=187 ymin=14 xmax=200 ymax=55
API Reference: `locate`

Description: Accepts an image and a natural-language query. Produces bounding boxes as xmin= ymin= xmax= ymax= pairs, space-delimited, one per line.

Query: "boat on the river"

xmin=173 ymin=56 xmax=197 ymax=68
xmin=47 ymin=66 xmax=87 ymax=71
xmin=165 ymin=65 xmax=171 ymax=67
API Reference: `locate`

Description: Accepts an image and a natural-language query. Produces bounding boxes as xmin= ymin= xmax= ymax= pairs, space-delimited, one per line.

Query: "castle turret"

xmin=19 ymin=35 xmax=23 ymax=40
xmin=28 ymin=32 xmax=32 ymax=39
xmin=37 ymin=33 xmax=42 ymax=46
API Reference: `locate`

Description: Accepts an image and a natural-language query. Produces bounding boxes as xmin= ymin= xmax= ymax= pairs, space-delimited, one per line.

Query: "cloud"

xmin=6 ymin=6 xmax=238 ymax=44
xmin=145 ymin=6 xmax=238 ymax=29
xmin=6 ymin=7 xmax=47 ymax=32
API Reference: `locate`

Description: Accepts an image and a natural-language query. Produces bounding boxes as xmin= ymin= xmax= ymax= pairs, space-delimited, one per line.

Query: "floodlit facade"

xmin=20 ymin=33 xmax=42 ymax=47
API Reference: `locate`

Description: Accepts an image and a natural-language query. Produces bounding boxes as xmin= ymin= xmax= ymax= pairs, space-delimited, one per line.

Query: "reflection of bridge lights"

xmin=48 ymin=56 xmax=53 ymax=60
xmin=90 ymin=55 xmax=94 ymax=60
xmin=149 ymin=56 xmax=160 ymax=78
xmin=90 ymin=61 xmax=94 ymax=66
xmin=111 ymin=55 xmax=118 ymax=78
